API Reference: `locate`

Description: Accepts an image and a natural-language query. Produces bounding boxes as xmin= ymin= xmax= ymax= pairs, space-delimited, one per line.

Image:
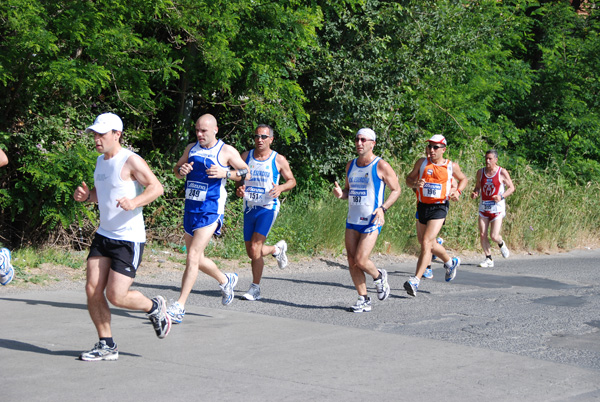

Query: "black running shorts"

xmin=88 ymin=233 xmax=145 ymax=278
xmin=416 ymin=201 xmax=449 ymax=225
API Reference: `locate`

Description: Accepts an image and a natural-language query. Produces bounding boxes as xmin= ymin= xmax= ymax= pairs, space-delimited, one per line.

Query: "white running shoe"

xmin=0 ymin=248 xmax=14 ymax=286
xmin=423 ymin=267 xmax=433 ymax=279
xmin=445 ymin=257 xmax=460 ymax=282
xmin=242 ymin=284 xmax=261 ymax=301
xmin=79 ymin=341 xmax=118 ymax=361
xmin=500 ymin=243 xmax=510 ymax=258
xmin=351 ymin=296 xmax=372 ymax=313
xmin=478 ymin=258 xmax=494 ymax=268
xmin=273 ymin=240 xmax=288 ymax=268
xmin=147 ymin=296 xmax=171 ymax=339
xmin=220 ymin=273 xmax=238 ymax=305
xmin=404 ymin=276 xmax=419 ymax=297
xmin=167 ymin=301 xmax=186 ymax=324
xmin=374 ymin=269 xmax=390 ymax=301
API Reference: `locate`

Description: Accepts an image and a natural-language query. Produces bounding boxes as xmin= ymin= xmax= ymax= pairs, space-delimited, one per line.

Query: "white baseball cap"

xmin=86 ymin=113 xmax=123 ymax=134
xmin=356 ymin=128 xmax=376 ymax=141
xmin=427 ymin=134 xmax=447 ymax=146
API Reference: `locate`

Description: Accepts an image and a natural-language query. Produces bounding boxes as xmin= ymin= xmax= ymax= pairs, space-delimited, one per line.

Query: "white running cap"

xmin=427 ymin=134 xmax=447 ymax=145
xmin=86 ymin=113 xmax=123 ymax=134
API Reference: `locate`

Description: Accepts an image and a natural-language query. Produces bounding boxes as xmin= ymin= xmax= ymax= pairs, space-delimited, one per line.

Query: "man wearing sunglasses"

xmin=471 ymin=150 xmax=515 ymax=268
xmin=235 ymin=124 xmax=297 ymax=301
xmin=333 ymin=128 xmax=401 ymax=312
xmin=167 ymin=114 xmax=250 ymax=324
xmin=404 ymin=134 xmax=468 ymax=296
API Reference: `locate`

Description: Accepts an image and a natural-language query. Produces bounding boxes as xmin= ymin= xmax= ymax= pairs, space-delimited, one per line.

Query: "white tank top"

xmin=346 ymin=157 xmax=384 ymax=226
xmin=243 ymin=149 xmax=280 ymax=211
xmin=95 ymin=148 xmax=146 ymax=242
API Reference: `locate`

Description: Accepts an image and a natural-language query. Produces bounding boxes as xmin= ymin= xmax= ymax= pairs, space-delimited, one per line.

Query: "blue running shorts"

xmin=346 ymin=222 xmax=382 ymax=234
xmin=184 ymin=212 xmax=224 ymax=236
xmin=243 ymin=207 xmax=278 ymax=241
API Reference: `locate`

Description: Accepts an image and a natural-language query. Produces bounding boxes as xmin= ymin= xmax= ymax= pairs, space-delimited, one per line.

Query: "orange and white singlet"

xmin=416 ymin=157 xmax=453 ymax=204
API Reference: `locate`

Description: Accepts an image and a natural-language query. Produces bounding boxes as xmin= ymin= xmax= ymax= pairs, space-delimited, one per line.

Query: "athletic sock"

xmin=100 ymin=337 xmax=115 ymax=348
xmin=272 ymin=246 xmax=280 ymax=256
xmin=375 ymin=272 xmax=382 ymax=281
xmin=498 ymin=242 xmax=504 ymax=248
xmin=486 ymin=255 xmax=492 ymax=260
xmin=147 ymin=299 xmax=158 ymax=314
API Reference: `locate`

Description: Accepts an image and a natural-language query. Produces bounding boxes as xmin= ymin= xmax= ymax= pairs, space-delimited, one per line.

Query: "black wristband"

xmin=381 ymin=206 xmax=387 ymax=214
xmin=85 ymin=192 xmax=91 ymax=202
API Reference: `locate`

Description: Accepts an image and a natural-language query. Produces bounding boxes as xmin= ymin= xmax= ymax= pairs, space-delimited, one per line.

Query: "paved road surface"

xmin=1 ymin=249 xmax=599 ymax=401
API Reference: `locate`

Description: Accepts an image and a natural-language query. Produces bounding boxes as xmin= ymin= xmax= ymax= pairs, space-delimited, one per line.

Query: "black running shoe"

xmin=147 ymin=296 xmax=171 ymax=339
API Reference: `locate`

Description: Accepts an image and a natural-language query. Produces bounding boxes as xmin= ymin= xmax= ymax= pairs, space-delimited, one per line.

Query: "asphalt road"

xmin=1 ymin=248 xmax=599 ymax=401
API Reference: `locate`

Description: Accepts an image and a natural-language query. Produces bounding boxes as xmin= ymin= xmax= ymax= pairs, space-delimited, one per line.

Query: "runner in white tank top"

xmin=333 ymin=128 xmax=401 ymax=312
xmin=73 ymin=112 xmax=170 ymax=360
xmin=236 ymin=124 xmax=297 ymax=301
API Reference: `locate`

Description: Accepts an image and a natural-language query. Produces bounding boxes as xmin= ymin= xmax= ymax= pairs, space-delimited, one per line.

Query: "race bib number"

xmin=186 ymin=181 xmax=208 ymax=202
xmin=481 ymin=200 xmax=498 ymax=213
xmin=349 ymin=189 xmax=368 ymax=205
xmin=245 ymin=186 xmax=266 ymax=204
xmin=422 ymin=182 xmax=442 ymax=199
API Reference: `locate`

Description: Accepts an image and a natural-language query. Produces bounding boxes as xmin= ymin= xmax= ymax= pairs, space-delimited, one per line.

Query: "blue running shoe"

xmin=167 ymin=301 xmax=185 ymax=324
xmin=404 ymin=276 xmax=419 ymax=297
xmin=423 ymin=266 xmax=433 ymax=279
xmin=445 ymin=257 xmax=460 ymax=282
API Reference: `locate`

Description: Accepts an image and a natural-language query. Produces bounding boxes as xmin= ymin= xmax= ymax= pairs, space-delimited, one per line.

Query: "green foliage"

xmin=1 ymin=0 xmax=599 ymax=253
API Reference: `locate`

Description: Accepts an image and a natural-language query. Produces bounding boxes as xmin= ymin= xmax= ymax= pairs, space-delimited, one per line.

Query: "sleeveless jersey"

xmin=95 ymin=148 xmax=146 ymax=242
xmin=346 ymin=157 xmax=385 ymax=226
xmin=243 ymin=149 xmax=280 ymax=212
xmin=184 ymin=140 xmax=227 ymax=214
xmin=417 ymin=157 xmax=453 ymax=204
xmin=478 ymin=167 xmax=506 ymax=214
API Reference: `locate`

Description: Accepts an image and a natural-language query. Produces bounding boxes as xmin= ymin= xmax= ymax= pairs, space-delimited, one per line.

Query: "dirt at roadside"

xmin=0 ymin=244 xmax=583 ymax=294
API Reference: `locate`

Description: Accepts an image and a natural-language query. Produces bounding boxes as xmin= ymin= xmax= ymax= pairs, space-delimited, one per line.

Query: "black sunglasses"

xmin=255 ymin=134 xmax=271 ymax=140
xmin=427 ymin=144 xmax=445 ymax=150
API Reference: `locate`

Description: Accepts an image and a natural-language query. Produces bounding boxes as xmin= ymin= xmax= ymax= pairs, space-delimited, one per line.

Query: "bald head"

xmin=197 ymin=114 xmax=217 ymax=127
xmin=195 ymin=114 xmax=219 ymax=147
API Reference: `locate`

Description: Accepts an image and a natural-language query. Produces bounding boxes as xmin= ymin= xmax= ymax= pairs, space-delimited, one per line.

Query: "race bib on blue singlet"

xmin=186 ymin=181 xmax=208 ymax=202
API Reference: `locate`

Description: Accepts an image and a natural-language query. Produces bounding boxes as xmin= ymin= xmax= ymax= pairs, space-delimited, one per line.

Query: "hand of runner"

xmin=333 ymin=181 xmax=343 ymax=199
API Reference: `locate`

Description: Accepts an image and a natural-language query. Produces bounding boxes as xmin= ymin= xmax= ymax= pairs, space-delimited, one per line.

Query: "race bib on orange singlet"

xmin=422 ymin=182 xmax=442 ymax=199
